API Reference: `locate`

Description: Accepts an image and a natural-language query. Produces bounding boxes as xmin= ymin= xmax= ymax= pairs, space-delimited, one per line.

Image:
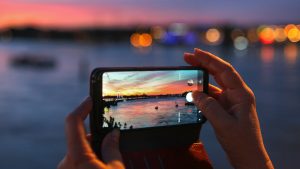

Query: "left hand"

xmin=57 ymin=97 xmax=125 ymax=169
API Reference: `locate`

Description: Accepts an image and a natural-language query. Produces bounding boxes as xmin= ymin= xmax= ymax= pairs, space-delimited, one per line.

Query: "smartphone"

xmin=90 ymin=67 xmax=208 ymax=154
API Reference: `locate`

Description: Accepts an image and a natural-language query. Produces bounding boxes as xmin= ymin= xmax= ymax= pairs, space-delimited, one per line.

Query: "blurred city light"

xmin=205 ymin=28 xmax=222 ymax=45
xmin=184 ymin=32 xmax=197 ymax=45
xmin=274 ymin=27 xmax=287 ymax=42
xmin=247 ymin=28 xmax=259 ymax=43
xmin=130 ymin=33 xmax=140 ymax=47
xmin=258 ymin=26 xmax=275 ymax=44
xmin=169 ymin=23 xmax=188 ymax=36
xmin=151 ymin=26 xmax=165 ymax=40
xmin=130 ymin=33 xmax=152 ymax=48
xmin=285 ymin=25 xmax=300 ymax=43
xmin=140 ymin=33 xmax=152 ymax=47
xmin=161 ymin=32 xmax=178 ymax=45
xmin=234 ymin=36 xmax=248 ymax=50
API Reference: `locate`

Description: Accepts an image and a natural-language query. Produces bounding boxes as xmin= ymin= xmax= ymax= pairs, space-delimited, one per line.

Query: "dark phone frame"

xmin=90 ymin=66 xmax=208 ymax=156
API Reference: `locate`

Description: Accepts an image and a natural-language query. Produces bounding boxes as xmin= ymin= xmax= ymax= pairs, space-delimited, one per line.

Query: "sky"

xmin=0 ymin=0 xmax=299 ymax=29
xmin=103 ymin=70 xmax=201 ymax=96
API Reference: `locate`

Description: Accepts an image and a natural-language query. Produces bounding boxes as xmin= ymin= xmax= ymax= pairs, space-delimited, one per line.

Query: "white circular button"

xmin=186 ymin=92 xmax=193 ymax=102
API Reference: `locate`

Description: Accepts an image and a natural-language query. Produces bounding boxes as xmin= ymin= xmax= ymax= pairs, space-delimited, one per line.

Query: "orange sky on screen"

xmin=149 ymin=83 xmax=197 ymax=95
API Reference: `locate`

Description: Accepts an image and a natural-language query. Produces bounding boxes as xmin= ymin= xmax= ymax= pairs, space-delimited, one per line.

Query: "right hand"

xmin=184 ymin=49 xmax=274 ymax=169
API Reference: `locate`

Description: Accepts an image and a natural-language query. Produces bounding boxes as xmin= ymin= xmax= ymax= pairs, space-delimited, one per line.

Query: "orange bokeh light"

xmin=130 ymin=33 xmax=140 ymax=47
xmin=205 ymin=28 xmax=221 ymax=45
xmin=284 ymin=24 xmax=297 ymax=35
xmin=139 ymin=33 xmax=152 ymax=47
xmin=284 ymin=24 xmax=300 ymax=42
xmin=287 ymin=28 xmax=300 ymax=42
xmin=274 ymin=27 xmax=287 ymax=42
xmin=130 ymin=33 xmax=152 ymax=48
xmin=259 ymin=27 xmax=275 ymax=44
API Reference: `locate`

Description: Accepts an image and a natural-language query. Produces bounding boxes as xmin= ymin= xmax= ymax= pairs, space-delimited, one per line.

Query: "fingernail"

xmin=184 ymin=52 xmax=193 ymax=55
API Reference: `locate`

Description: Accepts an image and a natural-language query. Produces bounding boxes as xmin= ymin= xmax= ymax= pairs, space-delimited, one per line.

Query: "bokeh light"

xmin=284 ymin=24 xmax=300 ymax=42
xmin=169 ymin=23 xmax=188 ymax=36
xmin=259 ymin=26 xmax=275 ymax=44
xmin=130 ymin=33 xmax=153 ymax=48
xmin=274 ymin=27 xmax=287 ymax=42
xmin=205 ymin=28 xmax=222 ymax=45
xmin=284 ymin=24 xmax=297 ymax=35
xmin=130 ymin=33 xmax=141 ymax=47
xmin=139 ymin=33 xmax=152 ymax=47
xmin=151 ymin=26 xmax=165 ymax=40
xmin=234 ymin=36 xmax=248 ymax=50
xmin=247 ymin=28 xmax=259 ymax=43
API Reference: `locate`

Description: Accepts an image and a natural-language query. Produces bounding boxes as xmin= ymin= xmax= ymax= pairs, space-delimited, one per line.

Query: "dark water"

xmin=0 ymin=39 xmax=299 ymax=169
xmin=103 ymin=97 xmax=199 ymax=129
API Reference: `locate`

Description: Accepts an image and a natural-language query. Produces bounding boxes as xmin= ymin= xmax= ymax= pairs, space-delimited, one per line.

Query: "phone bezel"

xmin=90 ymin=66 xmax=208 ymax=153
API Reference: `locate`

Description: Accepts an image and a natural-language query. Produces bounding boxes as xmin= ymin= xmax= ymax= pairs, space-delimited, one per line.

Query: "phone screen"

xmin=101 ymin=69 xmax=205 ymax=130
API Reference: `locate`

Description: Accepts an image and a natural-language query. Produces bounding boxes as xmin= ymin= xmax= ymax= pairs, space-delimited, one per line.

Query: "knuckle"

xmin=65 ymin=113 xmax=77 ymax=124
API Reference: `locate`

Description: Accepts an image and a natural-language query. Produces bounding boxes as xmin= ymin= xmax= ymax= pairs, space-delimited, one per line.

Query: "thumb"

xmin=101 ymin=129 xmax=124 ymax=168
xmin=193 ymin=91 xmax=232 ymax=129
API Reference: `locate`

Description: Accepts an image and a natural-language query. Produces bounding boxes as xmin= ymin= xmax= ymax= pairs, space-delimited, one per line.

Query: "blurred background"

xmin=0 ymin=0 xmax=299 ymax=168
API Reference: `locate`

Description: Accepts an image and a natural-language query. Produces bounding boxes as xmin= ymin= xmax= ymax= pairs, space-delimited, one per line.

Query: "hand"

xmin=184 ymin=49 xmax=274 ymax=169
xmin=57 ymin=97 xmax=125 ymax=169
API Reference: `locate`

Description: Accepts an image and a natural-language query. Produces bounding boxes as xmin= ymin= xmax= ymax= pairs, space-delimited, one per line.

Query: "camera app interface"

xmin=102 ymin=70 xmax=204 ymax=130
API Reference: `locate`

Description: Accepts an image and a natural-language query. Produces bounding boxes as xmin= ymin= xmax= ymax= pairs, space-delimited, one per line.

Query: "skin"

xmin=185 ymin=48 xmax=274 ymax=169
xmin=58 ymin=48 xmax=274 ymax=169
xmin=57 ymin=97 xmax=124 ymax=169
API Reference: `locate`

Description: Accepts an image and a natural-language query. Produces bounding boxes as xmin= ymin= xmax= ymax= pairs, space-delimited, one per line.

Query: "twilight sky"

xmin=0 ymin=0 xmax=299 ymax=29
xmin=103 ymin=70 xmax=201 ymax=96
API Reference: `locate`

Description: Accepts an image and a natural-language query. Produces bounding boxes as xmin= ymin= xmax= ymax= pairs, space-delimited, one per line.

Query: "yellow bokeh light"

xmin=206 ymin=28 xmax=221 ymax=44
xmin=287 ymin=28 xmax=300 ymax=42
xmin=274 ymin=27 xmax=287 ymax=42
xmin=130 ymin=33 xmax=153 ymax=48
xmin=284 ymin=24 xmax=297 ymax=35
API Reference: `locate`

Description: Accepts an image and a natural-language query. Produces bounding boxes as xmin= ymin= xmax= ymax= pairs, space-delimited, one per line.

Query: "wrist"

xmin=230 ymin=148 xmax=274 ymax=169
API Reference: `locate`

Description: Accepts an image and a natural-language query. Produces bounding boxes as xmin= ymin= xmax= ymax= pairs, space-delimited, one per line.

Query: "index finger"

xmin=184 ymin=48 xmax=245 ymax=90
xmin=65 ymin=97 xmax=100 ymax=164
